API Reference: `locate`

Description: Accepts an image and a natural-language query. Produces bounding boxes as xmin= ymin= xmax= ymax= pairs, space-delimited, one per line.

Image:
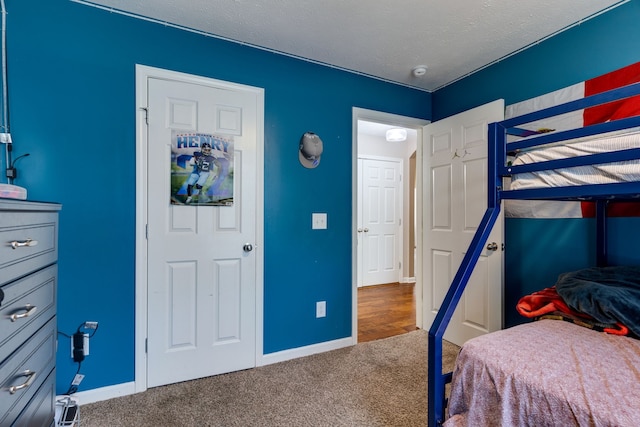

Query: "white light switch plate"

xmin=316 ymin=301 xmax=326 ymax=318
xmin=312 ymin=213 xmax=327 ymax=229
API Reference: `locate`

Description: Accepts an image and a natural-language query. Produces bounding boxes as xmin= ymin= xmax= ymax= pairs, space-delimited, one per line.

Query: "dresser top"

xmin=0 ymin=198 xmax=62 ymax=212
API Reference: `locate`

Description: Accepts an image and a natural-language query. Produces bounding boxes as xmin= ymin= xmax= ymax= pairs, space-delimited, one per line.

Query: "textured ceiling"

xmin=79 ymin=0 xmax=626 ymax=91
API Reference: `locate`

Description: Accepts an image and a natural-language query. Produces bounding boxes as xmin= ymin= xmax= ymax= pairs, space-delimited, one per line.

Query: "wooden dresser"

xmin=0 ymin=199 xmax=61 ymax=426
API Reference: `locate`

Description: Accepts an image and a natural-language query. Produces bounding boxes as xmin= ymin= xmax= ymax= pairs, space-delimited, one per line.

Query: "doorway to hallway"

xmin=352 ymin=108 xmax=429 ymax=342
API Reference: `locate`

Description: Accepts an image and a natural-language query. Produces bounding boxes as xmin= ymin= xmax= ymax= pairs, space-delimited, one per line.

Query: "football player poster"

xmin=170 ymin=131 xmax=234 ymax=206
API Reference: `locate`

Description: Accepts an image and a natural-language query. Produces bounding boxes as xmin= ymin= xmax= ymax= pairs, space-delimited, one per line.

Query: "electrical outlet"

xmin=71 ymin=333 xmax=89 ymax=361
xmin=312 ymin=213 xmax=327 ymax=230
xmin=316 ymin=301 xmax=326 ymax=318
xmin=83 ymin=334 xmax=89 ymax=356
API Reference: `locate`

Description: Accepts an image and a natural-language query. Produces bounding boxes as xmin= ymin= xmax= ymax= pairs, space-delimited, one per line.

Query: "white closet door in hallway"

xmin=358 ymin=157 xmax=403 ymax=287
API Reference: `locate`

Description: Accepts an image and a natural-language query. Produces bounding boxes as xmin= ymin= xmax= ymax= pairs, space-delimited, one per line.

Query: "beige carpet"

xmin=80 ymin=330 xmax=460 ymax=427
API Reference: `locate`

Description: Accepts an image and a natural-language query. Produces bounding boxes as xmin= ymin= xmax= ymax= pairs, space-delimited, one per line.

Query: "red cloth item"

xmin=581 ymin=202 xmax=640 ymax=218
xmin=517 ymin=286 xmax=576 ymax=318
xmin=516 ymin=286 xmax=629 ymax=335
xmin=583 ymin=61 xmax=640 ymax=126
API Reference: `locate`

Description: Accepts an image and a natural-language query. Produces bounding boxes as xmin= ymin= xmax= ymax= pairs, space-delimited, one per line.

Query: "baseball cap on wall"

xmin=299 ymin=132 xmax=323 ymax=169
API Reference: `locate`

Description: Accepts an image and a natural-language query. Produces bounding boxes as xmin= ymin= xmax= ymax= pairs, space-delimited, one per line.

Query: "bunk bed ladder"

xmin=427 ymin=206 xmax=501 ymax=426
xmin=428 ymin=122 xmax=504 ymax=427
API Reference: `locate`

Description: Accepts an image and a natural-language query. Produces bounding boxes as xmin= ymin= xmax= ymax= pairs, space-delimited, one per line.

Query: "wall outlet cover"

xmin=312 ymin=213 xmax=327 ymax=230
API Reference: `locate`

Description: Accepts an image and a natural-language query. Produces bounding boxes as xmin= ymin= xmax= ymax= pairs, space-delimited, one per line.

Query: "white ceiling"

xmin=80 ymin=0 xmax=625 ymax=91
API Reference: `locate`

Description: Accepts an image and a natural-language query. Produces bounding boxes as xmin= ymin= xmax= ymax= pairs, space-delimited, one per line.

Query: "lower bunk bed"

xmin=428 ymin=76 xmax=640 ymax=427
xmin=445 ymin=318 xmax=640 ymax=426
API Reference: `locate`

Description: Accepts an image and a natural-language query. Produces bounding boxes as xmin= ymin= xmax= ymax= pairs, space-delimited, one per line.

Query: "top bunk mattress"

xmin=505 ymin=130 xmax=640 ymax=218
xmin=508 ymin=129 xmax=640 ymax=190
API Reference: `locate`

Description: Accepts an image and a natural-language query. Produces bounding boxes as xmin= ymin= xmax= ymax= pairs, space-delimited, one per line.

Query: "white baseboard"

xmin=73 ymin=381 xmax=137 ymax=405
xmin=259 ymin=336 xmax=354 ymax=366
xmin=71 ymin=338 xmax=355 ymax=404
xmin=401 ymin=277 xmax=416 ymax=284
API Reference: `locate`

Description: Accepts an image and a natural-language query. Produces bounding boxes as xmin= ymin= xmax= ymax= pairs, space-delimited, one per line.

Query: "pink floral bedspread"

xmin=444 ymin=319 xmax=640 ymax=427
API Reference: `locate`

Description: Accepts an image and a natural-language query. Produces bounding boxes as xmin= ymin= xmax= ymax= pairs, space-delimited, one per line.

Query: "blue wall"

xmin=432 ymin=1 xmax=640 ymax=328
xmin=4 ymin=0 xmax=431 ymax=394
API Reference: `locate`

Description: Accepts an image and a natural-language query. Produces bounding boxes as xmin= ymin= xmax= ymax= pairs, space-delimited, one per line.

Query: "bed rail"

xmin=427 ymin=81 xmax=640 ymax=427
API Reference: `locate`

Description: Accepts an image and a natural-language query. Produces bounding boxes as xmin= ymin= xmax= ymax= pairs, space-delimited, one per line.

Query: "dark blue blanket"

xmin=555 ymin=266 xmax=640 ymax=337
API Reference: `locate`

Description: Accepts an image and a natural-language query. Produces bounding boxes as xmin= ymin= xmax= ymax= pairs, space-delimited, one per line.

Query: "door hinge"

xmin=141 ymin=107 xmax=149 ymax=125
xmin=145 ymin=338 xmax=148 ymax=353
xmin=399 ymin=218 xmax=402 ymax=226
xmin=145 ymin=224 xmax=149 ymax=239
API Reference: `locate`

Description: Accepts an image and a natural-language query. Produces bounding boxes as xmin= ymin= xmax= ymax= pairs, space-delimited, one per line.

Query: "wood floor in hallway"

xmin=357 ymin=282 xmax=417 ymax=343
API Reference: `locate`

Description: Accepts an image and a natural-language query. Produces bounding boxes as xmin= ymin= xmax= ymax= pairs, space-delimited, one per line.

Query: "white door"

xmin=422 ymin=100 xmax=504 ymax=346
xmin=357 ymin=157 xmax=403 ymax=287
xmin=145 ymin=76 xmax=261 ymax=387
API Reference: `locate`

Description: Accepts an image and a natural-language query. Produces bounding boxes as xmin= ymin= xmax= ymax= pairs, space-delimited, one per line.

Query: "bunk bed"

xmin=427 ymin=81 xmax=640 ymax=427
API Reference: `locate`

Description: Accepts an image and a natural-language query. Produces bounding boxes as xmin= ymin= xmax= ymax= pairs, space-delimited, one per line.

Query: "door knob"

xmin=243 ymin=243 xmax=253 ymax=253
xmin=363 ymin=228 xmax=369 ymax=233
xmin=486 ymin=242 xmax=498 ymax=251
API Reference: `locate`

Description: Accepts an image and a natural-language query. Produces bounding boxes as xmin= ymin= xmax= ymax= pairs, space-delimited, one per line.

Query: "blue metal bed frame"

xmin=427 ymin=82 xmax=640 ymax=427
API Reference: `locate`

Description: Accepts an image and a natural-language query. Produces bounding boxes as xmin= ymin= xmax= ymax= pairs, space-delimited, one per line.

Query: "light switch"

xmin=312 ymin=213 xmax=327 ymax=229
xmin=316 ymin=301 xmax=326 ymax=318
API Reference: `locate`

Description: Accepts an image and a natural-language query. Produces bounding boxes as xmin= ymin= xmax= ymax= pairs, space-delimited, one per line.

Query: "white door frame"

xmin=352 ymin=107 xmax=429 ymax=341
xmin=135 ymin=65 xmax=265 ymax=392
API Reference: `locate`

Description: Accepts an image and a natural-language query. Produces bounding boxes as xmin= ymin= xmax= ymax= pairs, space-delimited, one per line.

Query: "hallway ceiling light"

xmin=386 ymin=128 xmax=407 ymax=142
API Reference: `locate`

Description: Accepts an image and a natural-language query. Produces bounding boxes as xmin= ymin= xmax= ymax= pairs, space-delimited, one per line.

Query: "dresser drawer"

xmin=12 ymin=368 xmax=56 ymax=427
xmin=0 ymin=265 xmax=57 ymax=363
xmin=0 ymin=211 xmax=58 ymax=286
xmin=0 ymin=318 xmax=56 ymax=425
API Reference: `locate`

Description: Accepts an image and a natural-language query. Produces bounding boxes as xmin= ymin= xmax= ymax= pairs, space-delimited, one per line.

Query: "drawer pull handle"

xmin=10 ymin=304 xmax=37 ymax=322
xmin=10 ymin=238 xmax=39 ymax=250
xmin=9 ymin=370 xmax=37 ymax=394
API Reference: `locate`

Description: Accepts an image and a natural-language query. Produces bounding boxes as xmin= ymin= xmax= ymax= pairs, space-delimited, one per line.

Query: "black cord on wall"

xmin=57 ymin=321 xmax=100 ymax=395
